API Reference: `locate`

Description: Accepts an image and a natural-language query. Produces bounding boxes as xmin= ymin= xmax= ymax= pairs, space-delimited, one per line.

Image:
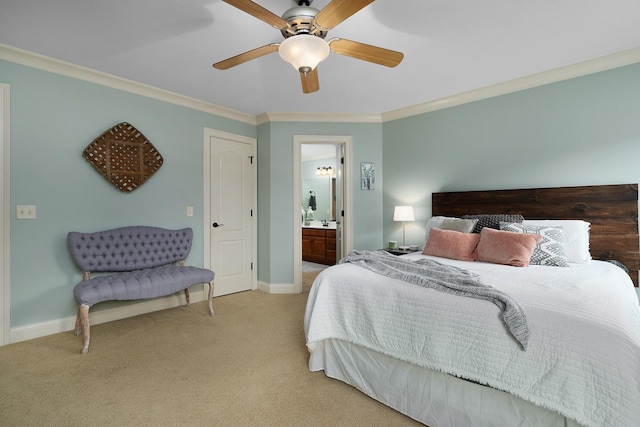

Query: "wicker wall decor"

xmin=83 ymin=122 xmax=163 ymax=192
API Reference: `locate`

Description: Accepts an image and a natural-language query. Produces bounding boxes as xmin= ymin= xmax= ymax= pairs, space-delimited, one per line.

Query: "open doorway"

xmin=301 ymin=144 xmax=340 ymax=290
xmin=293 ymin=135 xmax=353 ymax=294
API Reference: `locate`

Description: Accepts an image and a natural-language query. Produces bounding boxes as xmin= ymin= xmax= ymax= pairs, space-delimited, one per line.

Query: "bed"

xmin=304 ymin=184 xmax=640 ymax=427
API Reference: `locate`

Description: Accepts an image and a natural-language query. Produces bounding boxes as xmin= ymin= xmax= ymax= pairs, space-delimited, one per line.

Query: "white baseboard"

xmin=10 ymin=289 xmax=206 ymax=344
xmin=257 ymin=280 xmax=297 ymax=294
xmin=9 ymin=282 xmax=301 ymax=344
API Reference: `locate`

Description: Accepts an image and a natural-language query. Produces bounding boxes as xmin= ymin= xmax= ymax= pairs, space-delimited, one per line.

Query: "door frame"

xmin=294 ymin=135 xmax=353 ymax=293
xmin=0 ymin=83 xmax=9 ymax=346
xmin=203 ymin=128 xmax=257 ymax=293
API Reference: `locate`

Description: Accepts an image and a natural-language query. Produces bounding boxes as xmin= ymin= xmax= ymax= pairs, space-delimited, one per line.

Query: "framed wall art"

xmin=361 ymin=162 xmax=375 ymax=190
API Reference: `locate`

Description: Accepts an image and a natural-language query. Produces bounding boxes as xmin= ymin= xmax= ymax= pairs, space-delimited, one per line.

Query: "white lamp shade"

xmin=393 ymin=206 xmax=415 ymax=222
xmin=278 ymin=35 xmax=330 ymax=72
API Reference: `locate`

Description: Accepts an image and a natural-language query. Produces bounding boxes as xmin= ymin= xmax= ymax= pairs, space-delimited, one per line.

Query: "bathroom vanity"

xmin=302 ymin=222 xmax=336 ymax=265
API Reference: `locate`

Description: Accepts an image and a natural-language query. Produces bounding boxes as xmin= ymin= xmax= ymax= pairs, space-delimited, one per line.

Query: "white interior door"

xmin=206 ymin=131 xmax=255 ymax=296
xmin=334 ymin=144 xmax=345 ymax=262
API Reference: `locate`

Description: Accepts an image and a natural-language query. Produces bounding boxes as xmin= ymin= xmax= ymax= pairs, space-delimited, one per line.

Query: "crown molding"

xmin=382 ymin=47 xmax=640 ymax=123
xmin=0 ymin=44 xmax=256 ymax=125
xmin=2 ymin=43 xmax=639 ymax=126
xmin=256 ymin=111 xmax=381 ymax=124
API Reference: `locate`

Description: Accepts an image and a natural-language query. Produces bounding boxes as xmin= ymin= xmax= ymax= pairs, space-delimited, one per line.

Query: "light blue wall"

xmin=5 ymin=54 xmax=639 ymax=333
xmin=1 ymin=59 xmax=255 ymax=327
xmin=256 ymin=122 xmax=272 ymax=284
xmin=257 ymin=121 xmax=383 ymax=285
xmin=382 ymin=62 xmax=640 ymax=249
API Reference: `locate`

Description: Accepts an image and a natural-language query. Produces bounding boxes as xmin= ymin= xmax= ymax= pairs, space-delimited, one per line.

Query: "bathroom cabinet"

xmin=302 ymin=228 xmax=336 ymax=265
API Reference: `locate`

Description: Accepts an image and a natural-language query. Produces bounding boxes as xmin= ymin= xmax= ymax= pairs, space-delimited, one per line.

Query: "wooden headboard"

xmin=432 ymin=184 xmax=639 ymax=286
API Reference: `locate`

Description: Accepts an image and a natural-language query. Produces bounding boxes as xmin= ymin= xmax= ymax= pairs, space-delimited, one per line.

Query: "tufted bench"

xmin=68 ymin=226 xmax=215 ymax=354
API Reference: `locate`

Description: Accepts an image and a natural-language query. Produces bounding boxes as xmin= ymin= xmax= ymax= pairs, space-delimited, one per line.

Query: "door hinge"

xmin=341 ymin=210 xmax=344 ymax=217
xmin=250 ymin=209 xmax=253 ymax=217
xmin=251 ymin=262 xmax=254 ymax=270
xmin=341 ymin=157 xmax=344 ymax=165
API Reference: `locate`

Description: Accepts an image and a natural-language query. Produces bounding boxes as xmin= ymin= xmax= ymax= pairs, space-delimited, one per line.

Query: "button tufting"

xmin=69 ymin=227 xmax=195 ymax=272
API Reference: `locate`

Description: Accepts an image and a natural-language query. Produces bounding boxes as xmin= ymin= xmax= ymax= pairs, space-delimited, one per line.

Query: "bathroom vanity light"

xmin=316 ymin=166 xmax=334 ymax=176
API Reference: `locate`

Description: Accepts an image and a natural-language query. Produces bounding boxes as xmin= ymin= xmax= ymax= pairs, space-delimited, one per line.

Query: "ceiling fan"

xmin=212 ymin=0 xmax=404 ymax=93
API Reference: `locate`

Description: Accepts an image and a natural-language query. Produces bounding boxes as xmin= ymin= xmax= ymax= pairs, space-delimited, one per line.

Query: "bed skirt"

xmin=309 ymin=338 xmax=584 ymax=427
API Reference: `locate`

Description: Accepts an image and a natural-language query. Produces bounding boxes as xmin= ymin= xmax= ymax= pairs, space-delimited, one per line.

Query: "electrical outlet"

xmin=186 ymin=206 xmax=194 ymax=217
xmin=16 ymin=205 xmax=36 ymax=219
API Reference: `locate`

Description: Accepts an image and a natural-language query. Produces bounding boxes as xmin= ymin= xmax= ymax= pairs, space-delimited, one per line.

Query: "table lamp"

xmin=393 ymin=206 xmax=415 ymax=249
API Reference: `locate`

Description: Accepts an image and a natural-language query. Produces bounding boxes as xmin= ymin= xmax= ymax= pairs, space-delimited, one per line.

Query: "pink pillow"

xmin=475 ymin=228 xmax=542 ymax=267
xmin=422 ymin=228 xmax=480 ymax=262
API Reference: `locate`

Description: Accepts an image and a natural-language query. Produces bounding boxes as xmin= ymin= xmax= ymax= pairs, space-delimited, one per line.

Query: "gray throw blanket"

xmin=339 ymin=250 xmax=529 ymax=349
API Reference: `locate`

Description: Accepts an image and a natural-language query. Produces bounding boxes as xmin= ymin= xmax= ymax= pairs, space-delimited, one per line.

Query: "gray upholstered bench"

xmin=68 ymin=226 xmax=215 ymax=354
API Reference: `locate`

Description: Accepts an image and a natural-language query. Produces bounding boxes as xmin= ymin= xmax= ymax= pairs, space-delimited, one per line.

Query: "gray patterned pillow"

xmin=461 ymin=214 xmax=524 ymax=233
xmin=499 ymin=222 xmax=569 ymax=267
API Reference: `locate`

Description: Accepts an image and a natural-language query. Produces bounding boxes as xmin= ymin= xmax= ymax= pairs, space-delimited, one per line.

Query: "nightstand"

xmin=382 ymin=248 xmax=420 ymax=256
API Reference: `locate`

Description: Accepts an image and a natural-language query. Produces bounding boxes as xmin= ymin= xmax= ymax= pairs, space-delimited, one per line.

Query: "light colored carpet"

xmin=302 ymin=270 xmax=322 ymax=292
xmin=302 ymin=261 xmax=327 ymax=272
xmin=0 ymin=290 xmax=422 ymax=426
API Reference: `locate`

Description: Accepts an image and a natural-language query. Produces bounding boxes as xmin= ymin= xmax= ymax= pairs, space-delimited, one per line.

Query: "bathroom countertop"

xmin=302 ymin=221 xmax=337 ymax=230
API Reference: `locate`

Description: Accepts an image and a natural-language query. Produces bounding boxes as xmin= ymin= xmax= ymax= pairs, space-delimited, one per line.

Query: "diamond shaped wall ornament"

xmin=83 ymin=122 xmax=163 ymax=192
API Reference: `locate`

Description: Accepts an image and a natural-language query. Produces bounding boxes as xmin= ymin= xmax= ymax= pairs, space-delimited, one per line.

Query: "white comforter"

xmin=304 ymin=254 xmax=640 ymax=427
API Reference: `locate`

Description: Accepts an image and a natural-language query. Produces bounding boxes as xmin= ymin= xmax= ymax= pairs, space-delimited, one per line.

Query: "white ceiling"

xmin=1 ymin=0 xmax=639 ymax=117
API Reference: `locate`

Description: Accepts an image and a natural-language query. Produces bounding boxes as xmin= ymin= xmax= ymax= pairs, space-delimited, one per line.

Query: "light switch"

xmin=16 ymin=205 xmax=36 ymax=219
xmin=186 ymin=206 xmax=194 ymax=217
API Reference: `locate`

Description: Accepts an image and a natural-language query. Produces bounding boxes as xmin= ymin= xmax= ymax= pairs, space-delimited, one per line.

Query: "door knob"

xmin=212 ymin=222 xmax=224 ymax=228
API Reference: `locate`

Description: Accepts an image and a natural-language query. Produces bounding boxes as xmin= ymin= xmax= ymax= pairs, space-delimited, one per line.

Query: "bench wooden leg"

xmin=74 ymin=308 xmax=82 ymax=336
xmin=184 ymin=288 xmax=191 ymax=307
xmin=79 ymin=304 xmax=91 ymax=354
xmin=208 ymin=281 xmax=215 ymax=316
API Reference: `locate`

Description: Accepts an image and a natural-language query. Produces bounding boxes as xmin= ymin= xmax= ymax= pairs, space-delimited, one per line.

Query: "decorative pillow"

xmin=461 ymin=214 xmax=525 ymax=233
xmin=423 ymin=228 xmax=481 ymax=262
xmin=475 ymin=227 xmax=542 ymax=267
xmin=522 ymin=220 xmax=591 ymax=263
xmin=440 ymin=217 xmax=478 ymax=233
xmin=500 ymin=222 xmax=569 ymax=267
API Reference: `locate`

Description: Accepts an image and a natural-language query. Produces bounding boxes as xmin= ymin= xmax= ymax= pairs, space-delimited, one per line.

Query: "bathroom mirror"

xmin=301 ymin=145 xmax=337 ymax=222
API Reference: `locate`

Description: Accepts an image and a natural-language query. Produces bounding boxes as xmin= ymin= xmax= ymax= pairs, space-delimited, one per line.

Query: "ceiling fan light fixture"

xmin=278 ymin=34 xmax=329 ymax=73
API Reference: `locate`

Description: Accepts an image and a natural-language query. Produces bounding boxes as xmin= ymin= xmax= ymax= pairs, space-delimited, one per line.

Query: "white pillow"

xmin=422 ymin=216 xmax=452 ymax=248
xmin=522 ymin=220 xmax=591 ymax=263
xmin=422 ymin=216 xmax=477 ymax=249
xmin=440 ymin=217 xmax=478 ymax=233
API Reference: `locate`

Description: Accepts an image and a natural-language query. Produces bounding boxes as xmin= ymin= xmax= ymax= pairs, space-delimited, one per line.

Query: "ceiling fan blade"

xmin=329 ymin=38 xmax=403 ymax=67
xmin=222 ymin=0 xmax=288 ymax=29
xmin=314 ymin=0 xmax=374 ymax=30
xmin=212 ymin=44 xmax=279 ymax=70
xmin=300 ymin=68 xmax=320 ymax=94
